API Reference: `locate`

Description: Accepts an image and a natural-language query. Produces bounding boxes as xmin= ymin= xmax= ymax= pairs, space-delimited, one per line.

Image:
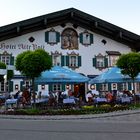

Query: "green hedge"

xmin=7 ymin=105 xmax=131 ymax=115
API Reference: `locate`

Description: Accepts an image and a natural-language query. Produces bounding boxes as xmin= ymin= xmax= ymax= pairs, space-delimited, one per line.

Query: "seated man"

xmin=86 ymin=91 xmax=94 ymax=105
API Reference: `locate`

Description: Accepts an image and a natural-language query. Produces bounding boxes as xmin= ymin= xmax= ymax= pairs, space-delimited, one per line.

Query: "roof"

xmin=0 ymin=8 xmax=140 ymax=51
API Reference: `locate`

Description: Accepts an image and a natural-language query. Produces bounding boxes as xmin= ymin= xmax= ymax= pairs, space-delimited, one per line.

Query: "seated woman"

xmin=21 ymin=89 xmax=31 ymax=106
xmin=105 ymin=92 xmax=113 ymax=103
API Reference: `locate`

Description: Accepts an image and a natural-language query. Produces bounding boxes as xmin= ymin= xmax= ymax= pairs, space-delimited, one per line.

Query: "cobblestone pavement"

xmin=0 ymin=109 xmax=140 ymax=121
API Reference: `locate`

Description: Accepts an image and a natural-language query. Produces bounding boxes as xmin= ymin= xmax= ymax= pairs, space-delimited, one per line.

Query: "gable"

xmin=0 ymin=8 xmax=140 ymax=51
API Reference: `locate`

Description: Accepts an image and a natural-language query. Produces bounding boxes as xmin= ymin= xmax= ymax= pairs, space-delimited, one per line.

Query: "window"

xmin=100 ymin=84 xmax=108 ymax=91
xmin=45 ymin=28 xmax=60 ymax=45
xmin=83 ymin=32 xmax=90 ymax=45
xmin=93 ymin=53 xmax=108 ymax=69
xmin=0 ymin=51 xmax=14 ymax=65
xmin=0 ymin=81 xmax=4 ymax=92
xmin=49 ymin=31 xmax=57 ymax=43
xmin=106 ymin=51 xmax=121 ymax=67
xmin=118 ymin=83 xmax=128 ymax=91
xmin=96 ymin=57 xmax=105 ymax=67
xmin=110 ymin=55 xmax=120 ymax=66
xmin=51 ymin=51 xmax=62 ymax=66
xmin=136 ymin=83 xmax=140 ymax=93
xmin=24 ymin=80 xmax=31 ymax=89
xmin=66 ymin=52 xmax=81 ymax=68
xmin=69 ymin=55 xmax=77 ymax=67
xmin=15 ymin=84 xmax=19 ymax=90
xmin=79 ymin=30 xmax=93 ymax=46
xmin=53 ymin=55 xmax=61 ymax=66
xmin=1 ymin=55 xmax=10 ymax=65
xmin=53 ymin=84 xmax=61 ymax=92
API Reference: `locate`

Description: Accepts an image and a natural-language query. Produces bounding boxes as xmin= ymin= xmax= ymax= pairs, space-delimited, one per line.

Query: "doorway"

xmin=74 ymin=83 xmax=85 ymax=101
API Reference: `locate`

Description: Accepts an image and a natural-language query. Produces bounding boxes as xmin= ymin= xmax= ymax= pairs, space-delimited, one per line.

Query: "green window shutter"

xmin=20 ymin=81 xmax=24 ymax=91
xmin=108 ymin=83 xmax=111 ymax=91
xmin=117 ymin=83 xmax=121 ymax=91
xmin=49 ymin=55 xmax=53 ymax=65
xmin=9 ymin=81 xmax=13 ymax=92
xmin=45 ymin=31 xmax=49 ymax=42
xmin=128 ymin=83 xmax=132 ymax=90
xmin=62 ymin=84 xmax=65 ymax=91
xmin=49 ymin=84 xmax=53 ymax=91
xmin=10 ymin=56 xmax=14 ymax=65
xmin=56 ymin=32 xmax=60 ymax=43
xmin=66 ymin=56 xmax=69 ymax=66
xmin=61 ymin=56 xmax=65 ymax=66
xmin=90 ymin=34 xmax=94 ymax=44
xmin=78 ymin=56 xmax=81 ymax=67
xmin=92 ymin=58 xmax=96 ymax=67
xmin=96 ymin=84 xmax=99 ymax=91
xmin=104 ymin=58 xmax=108 ymax=68
xmin=79 ymin=33 xmax=83 ymax=44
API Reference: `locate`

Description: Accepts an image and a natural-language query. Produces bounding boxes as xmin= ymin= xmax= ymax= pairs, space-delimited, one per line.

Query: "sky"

xmin=0 ymin=0 xmax=140 ymax=35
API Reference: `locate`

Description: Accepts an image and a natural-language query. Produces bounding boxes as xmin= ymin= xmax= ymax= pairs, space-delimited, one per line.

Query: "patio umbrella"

xmin=35 ymin=66 xmax=89 ymax=84
xmin=89 ymin=67 xmax=140 ymax=84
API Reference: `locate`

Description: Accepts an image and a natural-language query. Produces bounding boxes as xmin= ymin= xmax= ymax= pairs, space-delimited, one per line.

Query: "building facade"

xmin=0 ymin=8 xmax=140 ymax=94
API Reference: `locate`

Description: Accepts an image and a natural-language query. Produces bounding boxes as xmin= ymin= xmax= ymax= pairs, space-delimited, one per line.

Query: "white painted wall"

xmin=0 ymin=23 xmax=131 ymax=76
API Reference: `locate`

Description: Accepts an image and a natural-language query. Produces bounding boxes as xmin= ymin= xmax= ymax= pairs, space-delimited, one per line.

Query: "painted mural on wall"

xmin=61 ymin=28 xmax=78 ymax=50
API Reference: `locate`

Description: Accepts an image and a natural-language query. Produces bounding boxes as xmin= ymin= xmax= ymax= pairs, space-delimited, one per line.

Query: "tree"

xmin=15 ymin=49 xmax=52 ymax=103
xmin=116 ymin=52 xmax=140 ymax=93
xmin=0 ymin=61 xmax=6 ymax=82
xmin=15 ymin=50 xmax=31 ymax=73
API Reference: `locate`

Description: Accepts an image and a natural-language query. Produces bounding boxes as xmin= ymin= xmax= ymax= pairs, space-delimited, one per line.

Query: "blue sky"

xmin=0 ymin=0 xmax=140 ymax=35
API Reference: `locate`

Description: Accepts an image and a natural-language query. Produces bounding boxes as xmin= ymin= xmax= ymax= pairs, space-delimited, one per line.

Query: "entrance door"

xmin=74 ymin=83 xmax=85 ymax=101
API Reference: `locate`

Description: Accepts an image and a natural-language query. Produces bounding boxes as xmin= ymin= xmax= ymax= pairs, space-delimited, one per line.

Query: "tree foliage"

xmin=15 ymin=49 xmax=52 ymax=104
xmin=116 ymin=52 xmax=140 ymax=80
xmin=15 ymin=49 xmax=52 ymax=79
xmin=15 ymin=50 xmax=31 ymax=73
xmin=0 ymin=61 xmax=6 ymax=82
xmin=0 ymin=61 xmax=6 ymax=69
xmin=116 ymin=52 xmax=140 ymax=93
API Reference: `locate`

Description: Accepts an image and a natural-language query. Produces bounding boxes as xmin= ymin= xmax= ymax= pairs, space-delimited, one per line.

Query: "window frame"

xmin=51 ymin=51 xmax=62 ymax=66
xmin=53 ymin=84 xmax=62 ymax=92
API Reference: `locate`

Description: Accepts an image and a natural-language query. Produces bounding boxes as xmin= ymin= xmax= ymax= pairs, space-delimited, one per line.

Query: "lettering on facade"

xmin=0 ymin=43 xmax=45 ymax=50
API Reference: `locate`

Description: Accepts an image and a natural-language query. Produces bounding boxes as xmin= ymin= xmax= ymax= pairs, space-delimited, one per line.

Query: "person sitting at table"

xmin=68 ymin=89 xmax=73 ymax=97
xmin=48 ymin=91 xmax=57 ymax=106
xmin=22 ymin=89 xmax=31 ymax=106
xmin=14 ymin=91 xmax=20 ymax=99
xmin=86 ymin=91 xmax=94 ymax=105
xmin=105 ymin=92 xmax=113 ymax=103
xmin=38 ymin=91 xmax=42 ymax=99
xmin=91 ymin=89 xmax=99 ymax=97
